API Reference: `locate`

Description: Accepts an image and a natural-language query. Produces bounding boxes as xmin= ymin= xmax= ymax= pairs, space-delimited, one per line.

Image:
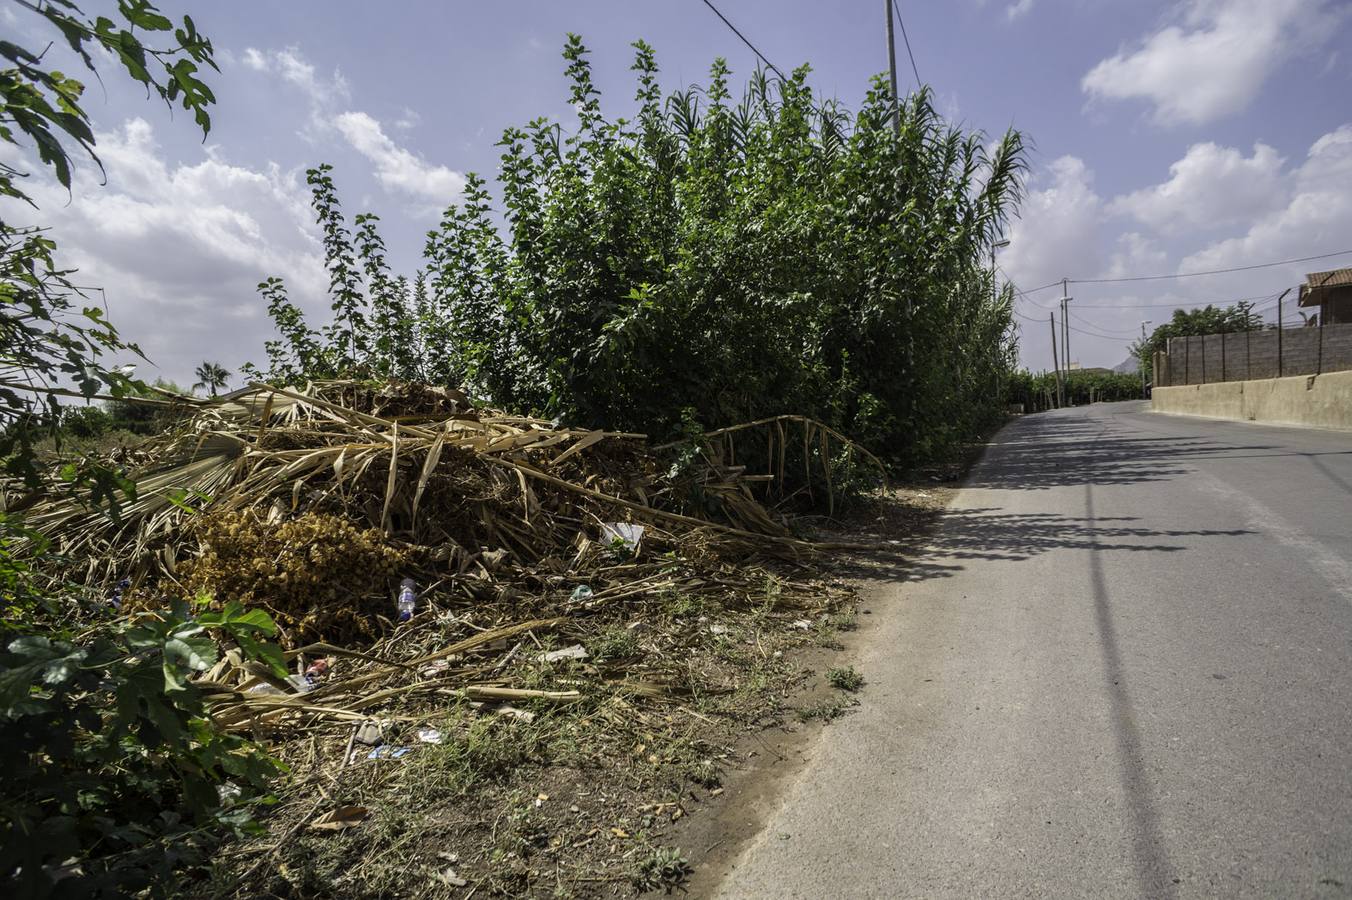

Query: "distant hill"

xmin=1112 ymin=356 xmax=1139 ymax=374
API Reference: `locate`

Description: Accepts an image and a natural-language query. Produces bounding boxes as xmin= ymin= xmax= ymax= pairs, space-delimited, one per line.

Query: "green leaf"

xmin=230 ymin=608 xmax=277 ymax=636
xmin=235 ymin=632 xmax=286 ymax=679
xmin=0 ymin=660 xmax=47 ymax=716
xmin=7 ymin=635 xmax=56 ymax=658
xmin=41 ymin=650 xmax=86 ymax=685
xmin=142 ymin=690 xmax=185 ymax=742
xmin=165 ymin=633 xmax=215 ymax=669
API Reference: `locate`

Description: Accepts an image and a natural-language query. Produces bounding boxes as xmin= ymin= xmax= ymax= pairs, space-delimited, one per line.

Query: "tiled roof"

xmin=1298 ymin=267 xmax=1352 ymax=306
xmin=1306 ymin=268 xmax=1352 ymax=289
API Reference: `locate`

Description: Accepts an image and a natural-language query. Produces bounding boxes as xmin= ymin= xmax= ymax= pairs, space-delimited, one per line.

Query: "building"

xmin=1298 ymin=268 xmax=1352 ymax=325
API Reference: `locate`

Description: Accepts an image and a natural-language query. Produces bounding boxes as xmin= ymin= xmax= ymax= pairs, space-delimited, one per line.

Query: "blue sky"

xmin=5 ymin=0 xmax=1351 ymax=384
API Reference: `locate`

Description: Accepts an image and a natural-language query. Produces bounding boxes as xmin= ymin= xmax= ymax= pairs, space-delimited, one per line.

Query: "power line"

xmin=1247 ymin=291 xmax=1287 ymax=313
xmin=1068 ymin=310 xmax=1139 ymax=335
xmin=1063 ymin=289 xmax=1288 ymax=336
xmin=999 ymin=250 xmax=1350 ymax=308
xmin=1072 ymin=292 xmax=1273 ymax=309
xmin=1067 ymin=248 xmax=1352 ymax=285
xmin=890 ymin=0 xmax=922 ymax=88
xmin=698 ymin=0 xmax=788 ymax=81
xmin=1016 ymin=279 xmax=1064 ymax=295
xmin=998 ymin=267 xmax=1063 ymax=307
xmin=1004 ymin=273 xmax=1130 ymax=345
xmin=1065 ymin=322 xmax=1135 ymax=343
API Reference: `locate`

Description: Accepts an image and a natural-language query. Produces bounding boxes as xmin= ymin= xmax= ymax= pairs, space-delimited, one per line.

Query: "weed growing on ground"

xmin=797 ymin=696 xmax=853 ymax=722
xmin=827 ymin=608 xmax=858 ymax=631
xmin=631 ymin=846 xmax=692 ymax=893
xmin=752 ymin=575 xmax=783 ymax=624
xmin=827 ymin=665 xmax=865 ymax=692
xmin=660 ymin=586 xmax=709 ymax=619
xmin=591 ymin=625 xmax=640 ymax=661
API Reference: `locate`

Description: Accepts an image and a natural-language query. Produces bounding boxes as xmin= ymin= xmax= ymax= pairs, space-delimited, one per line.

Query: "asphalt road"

xmin=714 ymin=402 xmax=1352 ymax=899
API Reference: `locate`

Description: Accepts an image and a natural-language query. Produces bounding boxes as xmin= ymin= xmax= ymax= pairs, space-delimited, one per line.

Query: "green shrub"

xmin=254 ymin=36 xmax=1027 ymax=471
xmin=0 ymin=596 xmax=286 ymax=897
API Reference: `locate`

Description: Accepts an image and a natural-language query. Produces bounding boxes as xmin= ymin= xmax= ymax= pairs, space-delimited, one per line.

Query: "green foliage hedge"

xmin=1006 ymin=369 xmax=1146 ymax=411
xmin=254 ymin=37 xmax=1027 ymax=469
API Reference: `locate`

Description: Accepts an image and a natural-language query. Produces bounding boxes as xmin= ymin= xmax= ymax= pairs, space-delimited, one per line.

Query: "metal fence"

xmin=1153 ymin=321 xmax=1352 ymax=387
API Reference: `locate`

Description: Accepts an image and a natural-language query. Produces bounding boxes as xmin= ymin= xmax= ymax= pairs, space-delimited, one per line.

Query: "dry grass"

xmin=17 ymin=380 xmax=888 ymax=897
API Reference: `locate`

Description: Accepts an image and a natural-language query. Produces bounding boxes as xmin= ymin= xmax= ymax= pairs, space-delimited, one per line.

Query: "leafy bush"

xmin=1006 ymin=368 xmax=1146 ymax=412
xmin=0 ymin=4 xmax=290 ymax=897
xmin=58 ymin=406 xmax=111 ymax=440
xmin=254 ymin=37 xmax=1027 ymax=470
xmin=0 ymin=597 xmax=286 ymax=897
xmin=101 ymin=379 xmax=197 ymax=436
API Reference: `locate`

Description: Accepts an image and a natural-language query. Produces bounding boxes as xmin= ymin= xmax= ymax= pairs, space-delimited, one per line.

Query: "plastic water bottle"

xmin=397 ymin=578 xmax=416 ymax=623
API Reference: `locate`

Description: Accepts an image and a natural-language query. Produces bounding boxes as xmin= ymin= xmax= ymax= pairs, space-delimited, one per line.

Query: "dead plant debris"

xmin=24 ymin=380 xmax=896 ymax=897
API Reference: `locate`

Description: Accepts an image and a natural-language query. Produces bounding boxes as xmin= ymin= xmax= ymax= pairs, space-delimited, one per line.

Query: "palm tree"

xmin=192 ymin=361 xmax=231 ymax=397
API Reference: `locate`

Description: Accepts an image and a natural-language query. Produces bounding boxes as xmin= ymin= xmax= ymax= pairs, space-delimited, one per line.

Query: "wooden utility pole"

xmin=1050 ymin=312 xmax=1063 ymax=408
xmin=885 ymin=0 xmax=900 ymax=135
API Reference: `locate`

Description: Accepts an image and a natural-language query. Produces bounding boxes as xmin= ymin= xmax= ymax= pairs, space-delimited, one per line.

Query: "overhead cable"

xmin=890 ymin=0 xmax=922 ymax=88
xmin=1071 ymin=292 xmax=1274 ymax=310
xmin=698 ymin=0 xmax=788 ymax=81
xmin=1067 ymin=248 xmax=1352 ymax=285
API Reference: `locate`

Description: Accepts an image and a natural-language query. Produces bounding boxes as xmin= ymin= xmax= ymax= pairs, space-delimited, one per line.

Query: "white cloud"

xmin=333 ymin=111 xmax=465 ymax=204
xmin=1106 ymin=232 xmax=1169 ymax=280
xmin=1004 ymin=124 xmax=1352 ymax=370
xmin=8 ymin=118 xmax=328 ymax=386
xmin=239 ymin=45 xmax=350 ymax=108
xmin=241 ymin=46 xmax=462 ymax=205
xmin=1001 ymin=155 xmax=1103 ymax=293
xmin=1006 ymin=0 xmax=1033 ymax=22
xmin=1081 ymin=0 xmax=1346 ymax=125
xmin=1180 ymin=124 xmax=1352 ymax=276
xmin=1107 ymin=141 xmax=1287 ymax=235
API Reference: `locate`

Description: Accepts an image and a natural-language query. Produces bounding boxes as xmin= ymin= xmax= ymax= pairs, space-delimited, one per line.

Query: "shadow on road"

xmin=831 ymin=405 xmax=1351 ymax=895
xmin=846 ymin=507 xmax=1254 ymax=583
xmin=964 ymin=414 xmax=1286 ymax=492
xmin=1085 ymin=481 xmax=1179 ymax=898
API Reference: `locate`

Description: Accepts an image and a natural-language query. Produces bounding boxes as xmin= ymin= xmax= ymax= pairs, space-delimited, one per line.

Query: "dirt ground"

xmin=198 ymin=482 xmax=959 ymax=900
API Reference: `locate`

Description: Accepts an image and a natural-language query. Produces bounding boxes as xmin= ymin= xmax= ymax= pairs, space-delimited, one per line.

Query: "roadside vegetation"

xmin=2 ymin=6 xmax=1028 ymax=897
xmin=248 ymin=35 xmax=1027 ymax=470
xmin=1006 ymin=368 xmax=1146 ymax=412
xmin=1 ymin=4 xmax=288 ymax=897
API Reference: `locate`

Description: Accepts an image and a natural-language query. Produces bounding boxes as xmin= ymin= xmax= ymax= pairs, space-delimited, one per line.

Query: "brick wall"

xmin=1155 ymin=323 xmax=1352 ymax=386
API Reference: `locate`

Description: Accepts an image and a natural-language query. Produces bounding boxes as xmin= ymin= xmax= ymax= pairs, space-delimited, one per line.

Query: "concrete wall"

xmin=1152 ymin=370 xmax=1352 ymax=430
xmin=1158 ymin=322 xmax=1352 ymax=386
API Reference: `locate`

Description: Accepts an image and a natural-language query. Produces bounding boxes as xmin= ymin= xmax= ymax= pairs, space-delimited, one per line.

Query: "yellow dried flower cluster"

xmin=180 ymin=510 xmax=410 ymax=647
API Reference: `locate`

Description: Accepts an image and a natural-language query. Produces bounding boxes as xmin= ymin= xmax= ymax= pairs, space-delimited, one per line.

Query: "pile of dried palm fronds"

xmin=24 ymin=381 xmax=879 ymax=618
xmin=15 ymin=381 xmax=882 ymax=738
